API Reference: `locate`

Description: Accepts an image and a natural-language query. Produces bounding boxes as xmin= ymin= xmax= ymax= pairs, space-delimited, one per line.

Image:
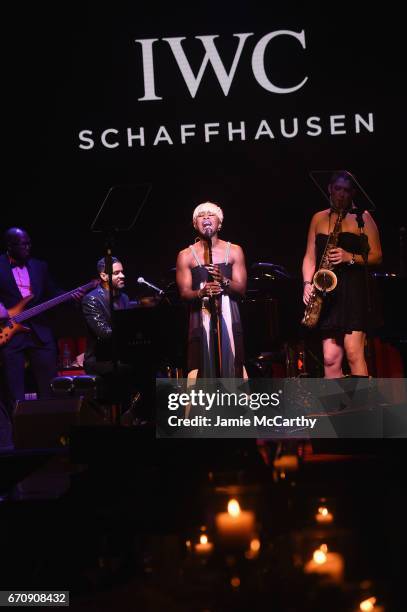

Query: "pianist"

xmin=81 ymin=256 xmax=135 ymax=413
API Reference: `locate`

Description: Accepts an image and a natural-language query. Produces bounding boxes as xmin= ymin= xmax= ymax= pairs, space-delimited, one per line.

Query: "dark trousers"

xmin=0 ymin=333 xmax=57 ymax=409
xmin=0 ymin=399 xmax=13 ymax=449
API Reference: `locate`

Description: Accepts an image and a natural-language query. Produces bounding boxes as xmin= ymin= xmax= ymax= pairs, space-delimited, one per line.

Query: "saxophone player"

xmin=302 ymin=172 xmax=382 ymax=378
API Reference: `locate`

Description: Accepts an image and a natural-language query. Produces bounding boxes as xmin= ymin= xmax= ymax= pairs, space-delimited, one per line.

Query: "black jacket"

xmin=81 ymin=286 xmax=130 ymax=364
xmin=0 ymin=253 xmax=61 ymax=345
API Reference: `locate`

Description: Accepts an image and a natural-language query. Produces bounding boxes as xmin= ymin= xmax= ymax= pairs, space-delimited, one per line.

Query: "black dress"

xmin=315 ymin=232 xmax=376 ymax=335
xmin=188 ymin=258 xmax=244 ymax=377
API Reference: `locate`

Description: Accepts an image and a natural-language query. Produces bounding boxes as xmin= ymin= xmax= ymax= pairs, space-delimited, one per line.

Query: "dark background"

xmin=4 ymin=1 xmax=405 ymax=297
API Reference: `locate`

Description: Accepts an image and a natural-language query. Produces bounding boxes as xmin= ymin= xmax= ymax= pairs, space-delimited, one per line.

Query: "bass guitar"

xmin=0 ymin=280 xmax=98 ymax=347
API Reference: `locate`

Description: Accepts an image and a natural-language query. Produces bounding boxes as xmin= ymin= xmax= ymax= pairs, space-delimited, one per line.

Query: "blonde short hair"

xmin=192 ymin=202 xmax=224 ymax=228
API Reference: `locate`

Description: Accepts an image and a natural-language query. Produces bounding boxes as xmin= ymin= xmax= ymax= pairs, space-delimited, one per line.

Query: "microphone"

xmin=137 ymin=277 xmax=164 ymax=295
xmin=203 ymin=220 xmax=213 ymax=239
xmin=204 ymin=229 xmax=212 ymax=242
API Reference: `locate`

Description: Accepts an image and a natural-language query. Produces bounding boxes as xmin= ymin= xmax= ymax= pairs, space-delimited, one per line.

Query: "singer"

xmin=176 ymin=202 xmax=247 ymax=377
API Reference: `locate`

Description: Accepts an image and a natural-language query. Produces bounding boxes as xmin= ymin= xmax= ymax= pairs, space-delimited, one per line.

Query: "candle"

xmin=315 ymin=506 xmax=334 ymax=524
xmin=245 ymin=537 xmax=261 ymax=559
xmin=215 ymin=499 xmax=255 ymax=547
xmin=359 ymin=598 xmax=376 ymax=611
xmin=230 ymin=576 xmax=240 ymax=589
xmin=304 ymin=544 xmax=344 ymax=583
xmin=273 ymin=455 xmax=299 ymax=471
xmin=358 ymin=597 xmax=384 ymax=612
xmin=194 ymin=534 xmax=214 ymax=556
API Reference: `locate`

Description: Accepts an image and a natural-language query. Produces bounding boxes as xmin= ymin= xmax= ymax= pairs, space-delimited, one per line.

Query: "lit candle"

xmin=273 ymin=455 xmax=299 ymax=471
xmin=315 ymin=506 xmax=334 ymax=524
xmin=304 ymin=544 xmax=344 ymax=583
xmin=358 ymin=597 xmax=384 ymax=612
xmin=194 ymin=534 xmax=214 ymax=556
xmin=245 ymin=537 xmax=261 ymax=559
xmin=215 ymin=499 xmax=255 ymax=547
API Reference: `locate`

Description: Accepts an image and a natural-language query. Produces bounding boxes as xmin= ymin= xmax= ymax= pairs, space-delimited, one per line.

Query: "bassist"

xmin=0 ymin=227 xmax=83 ymax=409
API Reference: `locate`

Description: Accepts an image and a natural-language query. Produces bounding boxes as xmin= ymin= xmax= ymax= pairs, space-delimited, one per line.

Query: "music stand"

xmin=90 ymin=184 xmax=152 ymax=422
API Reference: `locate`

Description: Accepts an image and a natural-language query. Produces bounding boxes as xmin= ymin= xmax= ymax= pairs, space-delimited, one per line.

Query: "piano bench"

xmin=51 ymin=375 xmax=103 ymax=400
xmin=50 ymin=376 xmax=74 ymax=395
xmin=50 ymin=375 xmax=130 ymax=425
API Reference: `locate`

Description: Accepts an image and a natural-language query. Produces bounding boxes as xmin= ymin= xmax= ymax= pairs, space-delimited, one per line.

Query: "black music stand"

xmin=90 ymin=184 xmax=152 ymax=422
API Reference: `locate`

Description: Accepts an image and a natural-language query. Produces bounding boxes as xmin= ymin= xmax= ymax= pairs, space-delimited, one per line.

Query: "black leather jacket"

xmin=81 ymin=286 xmax=130 ymax=364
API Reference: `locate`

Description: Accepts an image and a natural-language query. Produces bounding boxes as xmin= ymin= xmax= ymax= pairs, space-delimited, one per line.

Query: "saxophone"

xmin=301 ymin=210 xmax=344 ymax=328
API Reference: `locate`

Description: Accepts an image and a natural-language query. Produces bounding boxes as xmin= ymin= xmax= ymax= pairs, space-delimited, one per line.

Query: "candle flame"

xmin=200 ymin=534 xmax=208 ymax=545
xmin=318 ymin=506 xmax=329 ymax=516
xmin=313 ymin=549 xmax=327 ymax=564
xmin=250 ymin=538 xmax=261 ymax=552
xmin=230 ymin=576 xmax=240 ymax=588
xmin=320 ymin=543 xmax=328 ymax=553
xmin=227 ymin=499 xmax=241 ymax=517
xmin=359 ymin=597 xmax=376 ymax=611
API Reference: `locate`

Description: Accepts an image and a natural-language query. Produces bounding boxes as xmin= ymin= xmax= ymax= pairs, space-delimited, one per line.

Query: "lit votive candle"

xmin=358 ymin=596 xmax=384 ymax=612
xmin=304 ymin=544 xmax=344 ymax=583
xmin=273 ymin=455 xmax=299 ymax=471
xmin=245 ymin=537 xmax=261 ymax=560
xmin=194 ymin=534 xmax=214 ymax=556
xmin=315 ymin=506 xmax=334 ymax=524
xmin=215 ymin=499 xmax=255 ymax=547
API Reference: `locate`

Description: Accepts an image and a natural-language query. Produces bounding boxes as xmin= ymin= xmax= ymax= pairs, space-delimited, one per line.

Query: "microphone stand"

xmin=90 ymin=183 xmax=153 ymax=425
xmin=400 ymin=227 xmax=406 ymax=278
xmin=205 ymin=235 xmax=222 ymax=378
xmin=137 ymin=278 xmax=171 ymax=306
xmin=352 ymin=208 xmax=375 ymax=376
xmin=104 ymin=233 xmax=121 ymax=424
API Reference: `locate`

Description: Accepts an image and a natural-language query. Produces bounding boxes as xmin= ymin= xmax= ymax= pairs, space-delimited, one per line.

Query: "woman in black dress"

xmin=176 ymin=202 xmax=247 ymax=378
xmin=302 ymin=172 xmax=382 ymax=378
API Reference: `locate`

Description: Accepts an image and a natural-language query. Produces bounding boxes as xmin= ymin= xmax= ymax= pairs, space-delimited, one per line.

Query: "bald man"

xmin=0 ymin=227 xmax=61 ymax=409
xmin=176 ymin=202 xmax=247 ymax=378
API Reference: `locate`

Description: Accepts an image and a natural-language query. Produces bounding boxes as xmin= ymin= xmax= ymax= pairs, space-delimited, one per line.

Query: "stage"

xmin=1 ymin=2 xmax=406 ymax=609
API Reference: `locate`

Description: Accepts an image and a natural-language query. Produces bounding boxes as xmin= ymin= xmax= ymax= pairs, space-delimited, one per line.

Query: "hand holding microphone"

xmin=198 ymin=281 xmax=222 ymax=299
xmin=206 ymin=264 xmax=231 ymax=290
xmin=206 ymin=263 xmax=223 ymax=283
